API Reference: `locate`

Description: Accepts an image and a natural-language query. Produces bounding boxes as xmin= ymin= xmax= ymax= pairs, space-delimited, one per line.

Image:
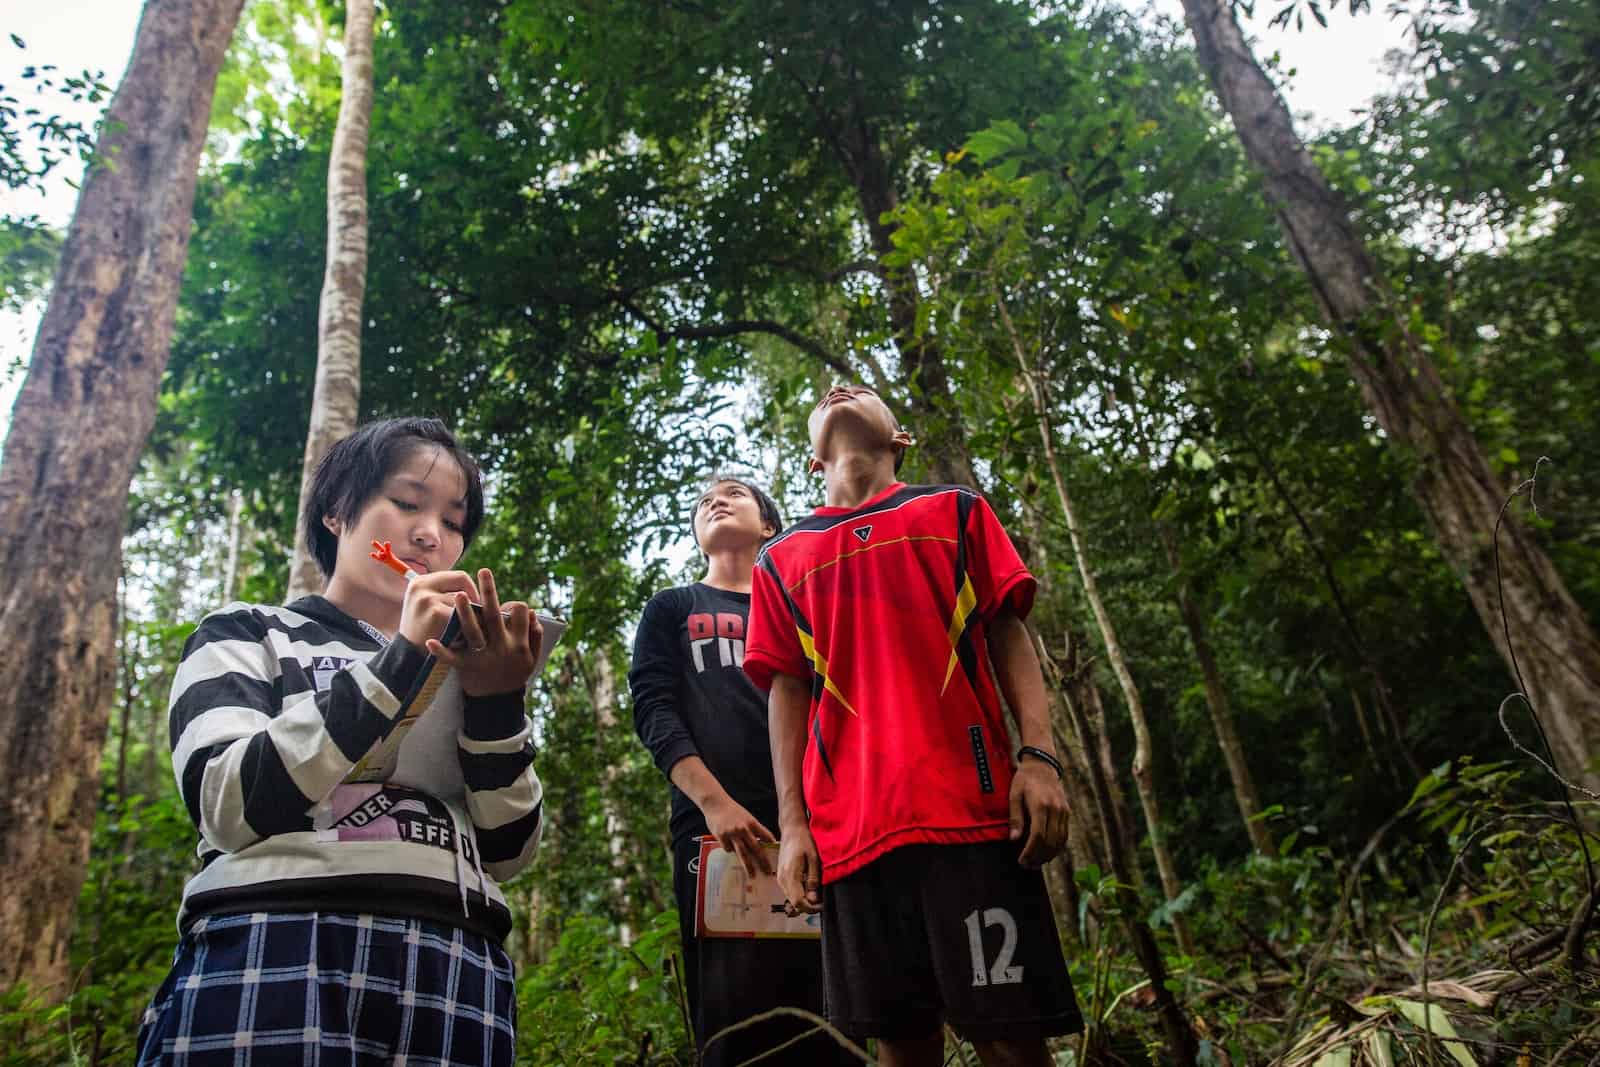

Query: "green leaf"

xmin=1365 ymin=1030 xmax=1394 ymax=1067
xmin=964 ymin=119 xmax=1028 ymax=164
xmin=1389 ymin=999 xmax=1479 ymax=1067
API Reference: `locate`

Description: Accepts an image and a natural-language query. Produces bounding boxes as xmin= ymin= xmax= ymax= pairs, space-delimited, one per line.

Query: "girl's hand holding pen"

xmin=425 ymin=568 xmax=543 ymax=697
xmin=373 ymin=543 xmax=542 ymax=697
xmin=397 ymin=567 xmax=483 ymax=649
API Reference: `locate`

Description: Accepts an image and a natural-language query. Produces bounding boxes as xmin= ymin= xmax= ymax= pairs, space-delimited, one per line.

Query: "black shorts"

xmin=672 ymin=836 xmax=857 ymax=1067
xmin=820 ymin=840 xmax=1083 ymax=1043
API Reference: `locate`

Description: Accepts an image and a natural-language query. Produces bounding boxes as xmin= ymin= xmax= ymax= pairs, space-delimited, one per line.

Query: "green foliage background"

xmin=3 ymin=0 xmax=1598 ymax=1062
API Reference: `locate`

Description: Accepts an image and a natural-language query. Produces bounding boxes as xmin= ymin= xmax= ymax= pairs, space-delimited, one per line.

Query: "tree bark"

xmin=1015 ymin=499 xmax=1116 ymax=894
xmin=813 ymin=89 xmax=977 ymax=488
xmin=996 ymin=296 xmax=1194 ymax=954
xmin=287 ymin=0 xmax=376 ymax=599
xmin=1057 ymin=639 xmax=1199 ymax=1066
xmin=222 ymin=488 xmax=244 ymax=604
xmin=0 ymin=0 xmax=245 ymax=996
xmin=115 ymin=571 xmax=135 ymax=809
xmin=1180 ymin=0 xmax=1600 ymax=788
xmin=1158 ymin=524 xmax=1277 ymax=856
xmin=581 ymin=647 xmax=635 ymax=944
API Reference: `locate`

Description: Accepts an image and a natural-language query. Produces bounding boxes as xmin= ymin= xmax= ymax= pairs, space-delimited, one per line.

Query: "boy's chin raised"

xmin=814 ymin=424 xmax=899 ymax=463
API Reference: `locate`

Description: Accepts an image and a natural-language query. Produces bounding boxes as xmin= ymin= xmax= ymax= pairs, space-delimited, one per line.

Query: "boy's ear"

xmin=322 ymin=513 xmax=342 ymax=537
xmin=891 ymin=428 xmax=914 ymax=450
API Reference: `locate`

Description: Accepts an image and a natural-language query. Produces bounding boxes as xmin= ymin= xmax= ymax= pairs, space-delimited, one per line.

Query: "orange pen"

xmin=369 ymin=540 xmax=419 ymax=581
xmin=371 ymin=539 xmax=502 ymax=624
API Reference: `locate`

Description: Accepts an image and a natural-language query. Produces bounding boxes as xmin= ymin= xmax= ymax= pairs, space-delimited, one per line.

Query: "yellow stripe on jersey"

xmin=940 ymin=574 xmax=979 ymax=696
xmin=797 ymin=626 xmax=860 ymax=717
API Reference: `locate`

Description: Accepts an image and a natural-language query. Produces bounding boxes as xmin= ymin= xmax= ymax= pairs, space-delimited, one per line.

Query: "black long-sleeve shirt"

xmin=628 ymin=583 xmax=779 ymax=845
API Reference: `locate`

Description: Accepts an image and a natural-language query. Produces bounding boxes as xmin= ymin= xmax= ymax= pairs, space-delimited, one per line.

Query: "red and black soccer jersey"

xmin=743 ymin=482 xmax=1037 ymax=883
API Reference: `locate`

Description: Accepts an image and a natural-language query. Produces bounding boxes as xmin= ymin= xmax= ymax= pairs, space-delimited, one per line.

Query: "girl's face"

xmin=325 ymin=445 xmax=469 ymax=602
xmin=693 ymin=480 xmax=773 ymax=553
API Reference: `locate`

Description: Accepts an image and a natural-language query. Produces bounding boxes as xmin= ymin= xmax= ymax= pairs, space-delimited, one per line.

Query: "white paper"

xmin=697 ymin=840 xmax=823 ymax=939
xmin=352 ymin=612 xmax=567 ymax=800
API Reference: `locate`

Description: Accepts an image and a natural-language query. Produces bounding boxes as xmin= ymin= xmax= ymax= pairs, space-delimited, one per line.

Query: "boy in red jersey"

xmin=743 ymin=385 xmax=1082 ymax=1066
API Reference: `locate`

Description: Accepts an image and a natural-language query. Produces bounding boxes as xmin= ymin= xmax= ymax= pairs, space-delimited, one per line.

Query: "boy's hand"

xmin=703 ymin=794 xmax=777 ymax=878
xmin=398 ymin=570 xmax=481 ymax=648
xmin=776 ymin=825 xmax=824 ymax=915
xmin=426 ymin=568 xmax=544 ymax=697
xmin=1010 ymin=758 xmax=1070 ymax=868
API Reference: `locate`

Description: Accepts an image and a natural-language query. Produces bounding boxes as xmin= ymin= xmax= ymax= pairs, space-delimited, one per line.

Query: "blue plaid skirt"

xmin=136 ymin=912 xmax=516 ymax=1065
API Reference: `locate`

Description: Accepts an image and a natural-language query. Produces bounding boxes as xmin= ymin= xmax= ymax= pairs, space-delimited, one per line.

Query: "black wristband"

xmin=1017 ymin=745 xmax=1064 ymax=779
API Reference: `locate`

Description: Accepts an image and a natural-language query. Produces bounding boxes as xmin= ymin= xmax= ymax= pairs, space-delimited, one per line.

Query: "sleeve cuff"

xmin=462 ymin=689 xmax=528 ymax=741
xmin=742 ymin=648 xmax=801 ymax=692
xmin=657 ymin=740 xmax=701 ymax=778
xmin=985 ymin=570 xmax=1037 ymax=622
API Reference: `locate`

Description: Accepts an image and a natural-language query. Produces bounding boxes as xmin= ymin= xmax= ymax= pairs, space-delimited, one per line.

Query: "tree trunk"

xmin=1077 ymin=649 xmax=1141 ymax=887
xmin=581 ymin=647 xmax=635 ymax=944
xmin=1015 ymin=500 xmax=1116 ymax=893
xmin=1057 ymin=639 xmax=1199 ymax=1066
xmin=1242 ymin=430 xmax=1423 ymax=780
xmin=0 ymin=0 xmax=245 ymax=996
xmin=287 ymin=0 xmax=376 ymax=599
xmin=1180 ymin=0 xmax=1600 ymax=789
xmin=115 ymin=570 xmax=135 ymax=808
xmin=825 ymin=101 xmax=977 ymax=488
xmin=1158 ymin=524 xmax=1276 ymax=856
xmin=222 ymin=488 xmax=244 ymax=604
xmin=996 ymin=296 xmax=1194 ymax=955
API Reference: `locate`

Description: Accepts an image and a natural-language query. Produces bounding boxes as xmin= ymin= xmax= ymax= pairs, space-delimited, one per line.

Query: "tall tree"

xmin=0 ymin=0 xmax=245 ymax=995
xmin=996 ymin=295 xmax=1196 ymax=955
xmin=286 ymin=0 xmax=376 ymax=599
xmin=1158 ymin=523 xmax=1276 ymax=855
xmin=1177 ymin=0 xmax=1600 ymax=786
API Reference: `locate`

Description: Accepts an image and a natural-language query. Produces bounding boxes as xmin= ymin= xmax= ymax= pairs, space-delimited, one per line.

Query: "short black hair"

xmin=303 ymin=416 xmax=485 ymax=578
xmin=689 ymin=475 xmax=785 ymax=554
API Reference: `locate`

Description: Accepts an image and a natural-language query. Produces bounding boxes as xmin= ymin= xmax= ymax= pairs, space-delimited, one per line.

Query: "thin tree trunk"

xmin=0 ymin=0 xmax=245 ymax=996
xmin=1035 ymin=636 xmax=1110 ymax=953
xmin=996 ymin=296 xmax=1194 ymax=955
xmin=1180 ymin=0 xmax=1600 ymax=789
xmin=1057 ymin=641 xmax=1199 ymax=1066
xmin=581 ymin=648 xmax=634 ymax=944
xmin=1242 ymin=430 xmax=1423 ymax=780
xmin=287 ymin=0 xmax=376 ymax=599
xmin=1080 ymin=650 xmax=1139 ymax=886
xmin=146 ymin=542 xmax=193 ymax=799
xmin=1347 ymin=685 xmax=1392 ymax=778
xmin=222 ymin=489 xmax=244 ymax=604
xmin=1015 ymin=499 xmax=1114 ymax=896
xmin=115 ymin=571 xmax=134 ymax=809
xmin=1158 ymin=524 xmax=1276 ymax=856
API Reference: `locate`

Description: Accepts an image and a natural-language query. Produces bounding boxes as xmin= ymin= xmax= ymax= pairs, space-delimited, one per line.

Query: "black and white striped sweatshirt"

xmin=167 ymin=595 xmax=544 ymax=943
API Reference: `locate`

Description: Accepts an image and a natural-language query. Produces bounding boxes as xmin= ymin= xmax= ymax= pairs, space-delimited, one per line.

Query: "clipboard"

xmin=345 ymin=609 xmax=566 ymax=799
xmin=694 ymin=837 xmax=822 ymax=940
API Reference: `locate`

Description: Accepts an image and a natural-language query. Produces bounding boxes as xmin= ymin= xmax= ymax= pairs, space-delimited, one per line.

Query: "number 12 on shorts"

xmin=964 ymin=907 xmax=1023 ymax=986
